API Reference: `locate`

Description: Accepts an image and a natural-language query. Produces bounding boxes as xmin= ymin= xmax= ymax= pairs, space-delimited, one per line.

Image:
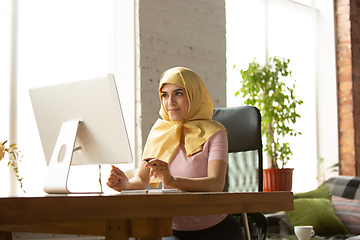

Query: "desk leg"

xmin=0 ymin=231 xmax=12 ymax=240
xmin=106 ymin=220 xmax=130 ymax=240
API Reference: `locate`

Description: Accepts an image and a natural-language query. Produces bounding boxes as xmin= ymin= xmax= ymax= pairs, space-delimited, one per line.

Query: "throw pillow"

xmin=332 ymin=196 xmax=360 ymax=234
xmin=286 ymin=198 xmax=348 ymax=236
xmin=294 ymin=183 xmax=332 ymax=200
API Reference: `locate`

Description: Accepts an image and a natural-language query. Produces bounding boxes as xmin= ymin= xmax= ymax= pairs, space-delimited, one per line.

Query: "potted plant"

xmin=234 ymin=57 xmax=303 ymax=191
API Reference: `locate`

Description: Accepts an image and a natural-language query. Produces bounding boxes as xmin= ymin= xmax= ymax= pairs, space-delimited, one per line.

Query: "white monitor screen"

xmin=29 ymin=74 xmax=133 ymax=193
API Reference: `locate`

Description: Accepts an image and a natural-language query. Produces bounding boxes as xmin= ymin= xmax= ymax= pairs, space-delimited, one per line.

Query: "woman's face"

xmin=161 ymin=83 xmax=189 ymax=121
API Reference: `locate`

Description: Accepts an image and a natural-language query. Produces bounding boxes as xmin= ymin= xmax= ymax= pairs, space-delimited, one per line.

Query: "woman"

xmin=107 ymin=67 xmax=244 ymax=240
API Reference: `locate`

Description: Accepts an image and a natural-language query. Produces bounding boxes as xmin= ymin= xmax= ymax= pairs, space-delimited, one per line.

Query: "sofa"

xmin=266 ymin=175 xmax=360 ymax=238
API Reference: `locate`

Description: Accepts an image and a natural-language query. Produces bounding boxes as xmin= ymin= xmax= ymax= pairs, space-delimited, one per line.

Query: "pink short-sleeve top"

xmin=165 ymin=129 xmax=228 ymax=231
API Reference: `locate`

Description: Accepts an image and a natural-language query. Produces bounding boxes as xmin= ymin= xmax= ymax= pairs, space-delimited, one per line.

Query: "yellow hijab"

xmin=143 ymin=67 xmax=226 ymax=184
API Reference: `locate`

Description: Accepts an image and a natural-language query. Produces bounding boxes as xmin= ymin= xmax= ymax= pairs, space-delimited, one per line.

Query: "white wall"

xmin=313 ymin=0 xmax=339 ymax=182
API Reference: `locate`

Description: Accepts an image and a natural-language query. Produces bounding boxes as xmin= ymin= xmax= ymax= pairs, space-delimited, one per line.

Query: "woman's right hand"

xmin=106 ymin=165 xmax=130 ymax=191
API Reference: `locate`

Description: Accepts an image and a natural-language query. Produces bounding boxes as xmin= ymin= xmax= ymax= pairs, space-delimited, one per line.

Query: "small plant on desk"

xmin=1 ymin=140 xmax=25 ymax=193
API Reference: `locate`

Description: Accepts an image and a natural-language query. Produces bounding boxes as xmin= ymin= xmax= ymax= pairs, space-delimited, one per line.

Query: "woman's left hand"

xmin=143 ymin=158 xmax=174 ymax=187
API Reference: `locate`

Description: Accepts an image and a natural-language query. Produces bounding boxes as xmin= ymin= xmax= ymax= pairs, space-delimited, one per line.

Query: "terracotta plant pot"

xmin=263 ymin=168 xmax=294 ymax=192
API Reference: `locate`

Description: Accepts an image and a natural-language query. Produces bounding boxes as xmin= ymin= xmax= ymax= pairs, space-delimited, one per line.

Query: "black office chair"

xmin=213 ymin=106 xmax=268 ymax=240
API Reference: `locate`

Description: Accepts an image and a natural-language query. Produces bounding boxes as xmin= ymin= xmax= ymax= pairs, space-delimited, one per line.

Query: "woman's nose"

xmin=169 ymin=96 xmax=176 ymax=105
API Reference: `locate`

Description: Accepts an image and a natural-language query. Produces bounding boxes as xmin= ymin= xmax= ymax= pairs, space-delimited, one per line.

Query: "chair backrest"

xmin=213 ymin=106 xmax=263 ymax=192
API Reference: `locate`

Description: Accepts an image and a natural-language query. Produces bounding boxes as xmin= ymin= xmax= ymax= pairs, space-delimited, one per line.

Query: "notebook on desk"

xmin=120 ymin=189 xmax=184 ymax=194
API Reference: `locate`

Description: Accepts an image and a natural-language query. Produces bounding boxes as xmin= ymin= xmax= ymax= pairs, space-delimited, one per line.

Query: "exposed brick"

xmin=340 ymin=136 xmax=355 ymax=146
xmin=338 ymin=66 xmax=352 ymax=74
xmin=338 ymin=41 xmax=352 ymax=48
xmin=336 ymin=0 xmax=350 ymax=7
xmin=342 ymin=148 xmax=354 ymax=158
xmin=338 ymin=50 xmax=352 ymax=58
xmin=137 ymin=0 xmax=226 ymax=148
xmin=340 ymin=160 xmax=356 ymax=175
xmin=339 ymin=81 xmax=353 ymax=91
xmin=339 ymin=73 xmax=353 ymax=82
xmin=337 ymin=13 xmax=350 ymax=22
xmin=337 ymin=5 xmax=350 ymax=14
xmin=338 ymin=58 xmax=353 ymax=68
xmin=339 ymin=111 xmax=354 ymax=121
xmin=340 ymin=146 xmax=355 ymax=157
xmin=339 ymin=119 xmax=355 ymax=130
xmin=339 ymin=97 xmax=354 ymax=105
xmin=339 ymin=128 xmax=355 ymax=138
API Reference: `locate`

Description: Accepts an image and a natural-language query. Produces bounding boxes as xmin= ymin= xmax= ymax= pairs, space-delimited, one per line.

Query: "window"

xmin=0 ymin=0 xmax=136 ymax=195
xmin=226 ymin=0 xmax=337 ymax=192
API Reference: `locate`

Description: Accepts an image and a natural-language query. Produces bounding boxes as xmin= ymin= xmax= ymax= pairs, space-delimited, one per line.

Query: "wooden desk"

xmin=0 ymin=191 xmax=293 ymax=240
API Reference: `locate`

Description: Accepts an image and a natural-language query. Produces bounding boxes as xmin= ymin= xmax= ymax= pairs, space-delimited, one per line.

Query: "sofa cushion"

xmin=325 ymin=176 xmax=360 ymax=200
xmin=294 ymin=183 xmax=332 ymax=200
xmin=332 ymin=196 xmax=360 ymax=234
xmin=286 ymin=198 xmax=348 ymax=236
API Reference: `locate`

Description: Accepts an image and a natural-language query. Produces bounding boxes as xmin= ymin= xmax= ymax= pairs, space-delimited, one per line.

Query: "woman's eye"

xmin=176 ymin=92 xmax=183 ymax=96
xmin=161 ymin=93 xmax=168 ymax=98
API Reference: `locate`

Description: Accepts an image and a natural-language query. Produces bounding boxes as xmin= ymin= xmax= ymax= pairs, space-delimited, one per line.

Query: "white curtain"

xmin=0 ymin=0 xmax=12 ymax=195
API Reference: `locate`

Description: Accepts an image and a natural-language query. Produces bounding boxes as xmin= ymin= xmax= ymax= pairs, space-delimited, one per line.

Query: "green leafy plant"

xmin=1 ymin=140 xmax=26 ymax=193
xmin=317 ymin=156 xmax=339 ymax=182
xmin=235 ymin=57 xmax=303 ymax=169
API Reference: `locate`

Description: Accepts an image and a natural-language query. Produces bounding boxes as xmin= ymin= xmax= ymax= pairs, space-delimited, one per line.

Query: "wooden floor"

xmin=9 ymin=233 xmax=105 ymax=240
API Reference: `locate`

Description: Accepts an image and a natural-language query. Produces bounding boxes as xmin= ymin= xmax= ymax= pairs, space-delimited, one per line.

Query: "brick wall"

xmin=335 ymin=0 xmax=360 ymax=175
xmin=352 ymin=0 xmax=360 ymax=175
xmin=136 ymin=0 xmax=226 ymax=150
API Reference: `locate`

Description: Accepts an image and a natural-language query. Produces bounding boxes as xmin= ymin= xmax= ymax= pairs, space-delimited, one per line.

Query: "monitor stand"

xmin=43 ymin=120 xmax=102 ymax=194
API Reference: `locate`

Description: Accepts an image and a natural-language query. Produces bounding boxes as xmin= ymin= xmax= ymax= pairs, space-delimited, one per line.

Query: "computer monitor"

xmin=29 ymin=74 xmax=133 ymax=194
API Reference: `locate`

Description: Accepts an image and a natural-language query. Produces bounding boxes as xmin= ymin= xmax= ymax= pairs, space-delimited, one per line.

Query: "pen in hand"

xmin=144 ymin=159 xmax=158 ymax=165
